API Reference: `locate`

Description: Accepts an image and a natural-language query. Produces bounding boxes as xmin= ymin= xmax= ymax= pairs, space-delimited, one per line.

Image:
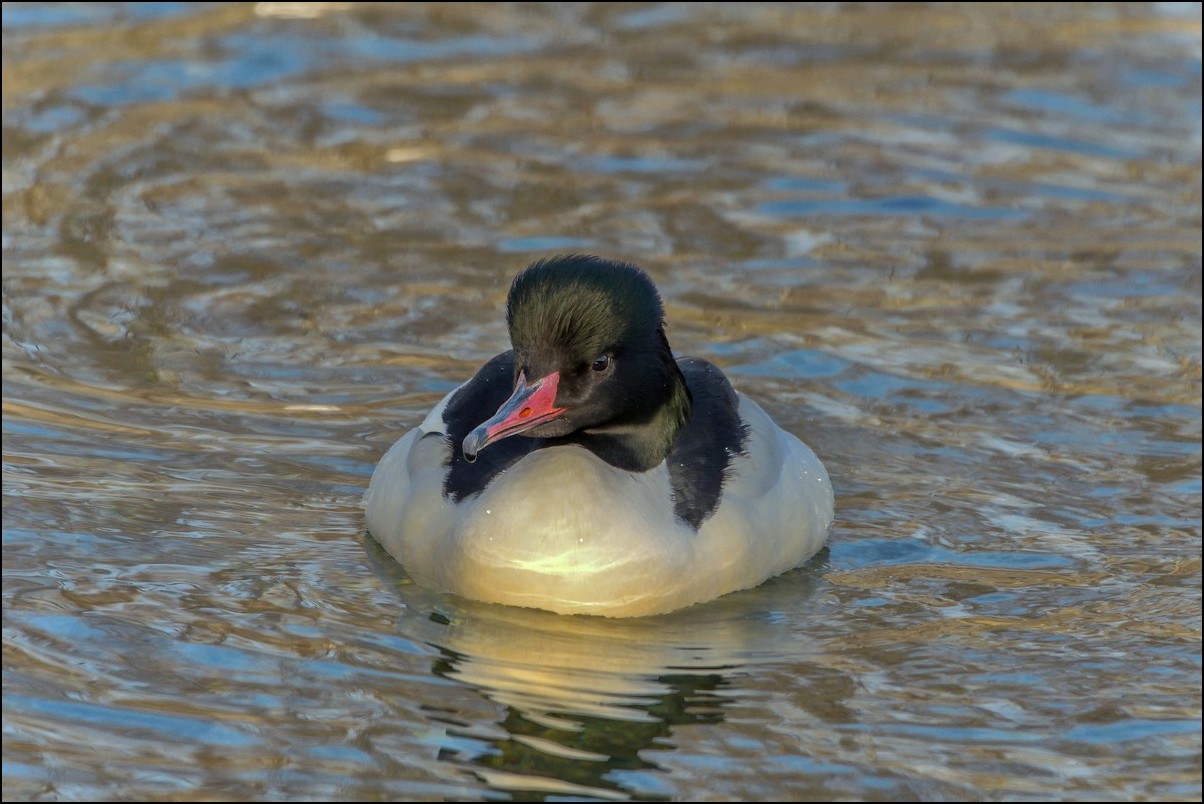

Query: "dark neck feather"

xmin=571 ymin=330 xmax=691 ymax=472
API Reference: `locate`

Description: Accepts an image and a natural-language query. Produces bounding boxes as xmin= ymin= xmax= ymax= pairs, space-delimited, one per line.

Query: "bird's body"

xmin=365 ymin=256 xmax=833 ymax=617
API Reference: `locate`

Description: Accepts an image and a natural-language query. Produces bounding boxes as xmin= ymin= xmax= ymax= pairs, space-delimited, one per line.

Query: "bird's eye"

xmin=591 ymin=355 xmax=611 ymax=372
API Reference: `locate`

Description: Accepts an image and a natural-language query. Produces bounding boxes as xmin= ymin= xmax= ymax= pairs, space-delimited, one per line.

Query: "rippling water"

xmin=3 ymin=3 xmax=1201 ymax=800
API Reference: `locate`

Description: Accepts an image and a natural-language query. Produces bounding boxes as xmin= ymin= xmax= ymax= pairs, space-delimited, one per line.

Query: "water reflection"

xmin=365 ymin=536 xmax=837 ymax=799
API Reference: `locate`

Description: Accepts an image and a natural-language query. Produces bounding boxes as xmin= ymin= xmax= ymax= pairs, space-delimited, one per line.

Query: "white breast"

xmin=365 ymin=392 xmax=833 ymax=617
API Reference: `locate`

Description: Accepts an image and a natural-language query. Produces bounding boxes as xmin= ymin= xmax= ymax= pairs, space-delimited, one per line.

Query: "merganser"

xmin=365 ymin=255 xmax=834 ymax=617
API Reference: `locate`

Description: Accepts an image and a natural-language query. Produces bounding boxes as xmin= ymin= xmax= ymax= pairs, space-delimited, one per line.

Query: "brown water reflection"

xmin=3 ymin=2 xmax=1201 ymax=801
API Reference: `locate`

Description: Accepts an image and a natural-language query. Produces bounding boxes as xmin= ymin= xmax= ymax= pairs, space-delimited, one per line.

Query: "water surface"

xmin=3 ymin=3 xmax=1201 ymax=800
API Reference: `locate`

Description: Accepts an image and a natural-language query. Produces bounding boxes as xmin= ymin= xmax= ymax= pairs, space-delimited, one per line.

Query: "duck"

xmin=365 ymin=255 xmax=834 ymax=617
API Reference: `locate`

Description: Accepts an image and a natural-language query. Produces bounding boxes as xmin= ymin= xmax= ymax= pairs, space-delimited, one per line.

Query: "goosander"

xmin=365 ymin=255 xmax=834 ymax=617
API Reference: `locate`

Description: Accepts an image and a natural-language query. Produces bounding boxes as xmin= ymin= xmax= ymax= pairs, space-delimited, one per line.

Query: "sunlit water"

xmin=3 ymin=3 xmax=1201 ymax=800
